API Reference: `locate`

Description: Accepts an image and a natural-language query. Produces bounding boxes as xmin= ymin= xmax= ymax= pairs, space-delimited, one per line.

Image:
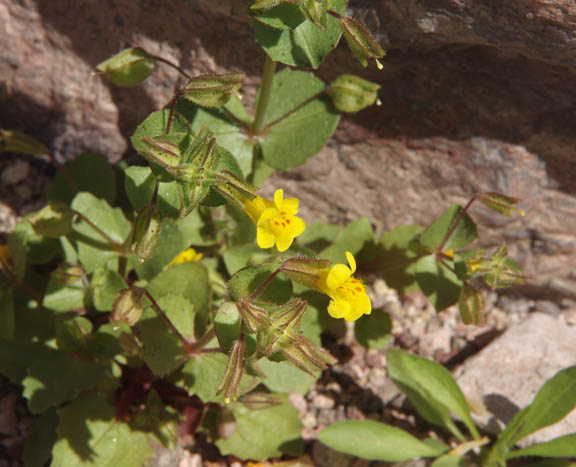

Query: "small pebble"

xmin=312 ymin=394 xmax=335 ymax=410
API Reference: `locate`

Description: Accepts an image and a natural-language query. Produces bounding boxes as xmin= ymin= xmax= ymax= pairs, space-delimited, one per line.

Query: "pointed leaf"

xmin=387 ymin=349 xmax=479 ymax=441
xmin=318 ymin=420 xmax=446 ymax=461
xmin=507 ymin=433 xmax=576 ymax=459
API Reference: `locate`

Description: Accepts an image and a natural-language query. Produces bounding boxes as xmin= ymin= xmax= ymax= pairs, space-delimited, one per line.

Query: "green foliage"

xmin=215 ymin=394 xmax=303 ymax=461
xmin=252 ymin=0 xmax=346 ymax=69
xmin=321 ymin=352 xmax=576 ymax=466
xmin=1 ymin=2 xmax=537 ymax=465
xmin=318 ymin=419 xmax=447 ymax=461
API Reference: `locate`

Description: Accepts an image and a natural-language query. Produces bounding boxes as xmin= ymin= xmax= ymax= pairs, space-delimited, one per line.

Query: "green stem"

xmin=189 ymin=327 xmax=217 ymax=353
xmin=70 ymin=209 xmax=124 ymax=252
xmin=148 ymin=54 xmax=192 ymax=80
xmin=251 ymin=55 xmax=277 ymax=135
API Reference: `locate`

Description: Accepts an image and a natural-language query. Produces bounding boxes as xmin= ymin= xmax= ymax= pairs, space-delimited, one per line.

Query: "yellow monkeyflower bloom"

xmin=316 ymin=251 xmax=371 ymax=322
xmin=243 ymin=189 xmax=306 ymax=253
xmin=169 ymin=247 xmax=203 ymax=265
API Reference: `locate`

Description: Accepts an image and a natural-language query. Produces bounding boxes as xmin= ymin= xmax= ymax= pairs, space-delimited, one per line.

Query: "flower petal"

xmin=345 ymin=251 xmax=356 ymax=274
xmin=275 ymin=234 xmax=293 ymax=252
xmin=273 ymin=189 xmax=284 ymax=209
xmin=326 ymin=264 xmax=352 ymax=290
xmin=257 ymin=228 xmax=275 ymax=249
xmin=281 ymin=197 xmax=299 ymax=215
xmin=327 ymin=299 xmax=350 ymax=319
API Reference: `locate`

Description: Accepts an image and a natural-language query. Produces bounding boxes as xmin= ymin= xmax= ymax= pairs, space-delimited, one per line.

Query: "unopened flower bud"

xmin=217 ymin=336 xmax=247 ymax=403
xmin=96 ymin=47 xmax=155 ymax=87
xmin=28 ymin=201 xmax=74 ymax=238
xmin=477 ymin=192 xmax=525 ymax=218
xmin=140 ymin=136 xmax=182 ymax=168
xmin=183 ymin=73 xmax=244 ymax=108
xmin=280 ymin=335 xmax=336 ymax=375
xmin=52 ymin=263 xmax=84 ymax=286
xmin=131 ymin=205 xmax=163 ymax=263
xmin=111 ymin=287 xmax=146 ymax=326
xmin=236 ymin=298 xmax=271 ymax=332
xmin=458 ymin=283 xmax=485 ymax=326
xmin=339 ymin=16 xmax=386 ymax=68
xmin=280 ymin=256 xmax=331 ymax=288
xmin=327 ymin=74 xmax=381 ymax=113
xmin=0 ymin=129 xmax=47 ymax=156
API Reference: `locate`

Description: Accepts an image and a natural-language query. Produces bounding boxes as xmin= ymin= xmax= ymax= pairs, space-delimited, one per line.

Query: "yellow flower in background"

xmin=316 ymin=251 xmax=371 ymax=322
xmin=243 ymin=189 xmax=306 ymax=253
xmin=169 ymin=247 xmax=203 ymax=265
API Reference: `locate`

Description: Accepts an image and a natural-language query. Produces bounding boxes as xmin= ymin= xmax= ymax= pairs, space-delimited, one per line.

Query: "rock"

xmin=454 ymin=312 xmax=576 ymax=447
xmin=1 ymin=0 xmax=576 ymax=298
xmin=1 ymin=161 xmax=29 ymax=186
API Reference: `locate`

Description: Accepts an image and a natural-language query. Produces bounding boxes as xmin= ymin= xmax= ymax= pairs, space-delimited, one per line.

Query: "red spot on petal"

xmin=274 ymin=221 xmax=280 ymax=226
xmin=355 ymin=287 xmax=362 ymax=292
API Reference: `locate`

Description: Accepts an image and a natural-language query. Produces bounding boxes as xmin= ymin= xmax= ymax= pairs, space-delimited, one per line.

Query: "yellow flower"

xmin=169 ymin=247 xmax=203 ymax=265
xmin=316 ymin=251 xmax=371 ymax=322
xmin=243 ymin=189 xmax=306 ymax=253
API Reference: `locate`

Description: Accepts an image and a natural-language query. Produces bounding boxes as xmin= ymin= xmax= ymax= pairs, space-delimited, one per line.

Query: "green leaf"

xmin=297 ymin=222 xmax=341 ymax=251
xmin=507 ymin=433 xmax=576 ymax=459
xmin=91 ymin=268 xmax=126 ymax=312
xmin=48 ymin=153 xmax=117 ymax=204
xmin=510 ymin=366 xmax=576 ymax=444
xmin=96 ymin=47 xmax=155 ymax=87
xmin=252 ymin=2 xmax=306 ymax=30
xmin=320 ymin=217 xmax=374 ymax=262
xmin=354 ymin=310 xmax=392 ymax=349
xmin=124 ymin=165 xmax=181 ymax=217
xmin=431 ymin=454 xmax=470 ymax=466
xmin=43 ymin=274 xmax=85 ymax=313
xmin=214 ymin=302 xmax=257 ymax=355
xmin=259 ymin=358 xmax=318 ymax=393
xmin=23 ymin=407 xmax=59 ymax=467
xmin=69 ymin=192 xmax=131 ymax=273
xmin=216 ymin=394 xmax=302 ymax=461
xmin=223 ymin=244 xmax=269 ymax=275
xmin=415 ymin=254 xmax=463 ymax=311
xmin=0 ymin=288 xmax=14 ymax=340
xmin=132 ymin=212 xmax=205 ymax=280
xmin=160 ymin=294 xmax=196 ymax=341
xmin=420 ymin=204 xmax=477 ymax=252
xmin=177 ymin=351 xmax=261 ymax=403
xmin=134 ymin=307 xmax=187 ymax=377
xmin=259 ymin=69 xmax=340 ymax=170
xmin=147 ymin=262 xmax=210 ymax=336
xmin=387 ymin=349 xmax=479 ymax=441
xmin=252 ymin=0 xmax=346 ymax=68
xmin=52 ymin=393 xmax=155 ymax=466
xmin=188 ymin=95 xmax=255 ymax=176
xmin=0 ymin=339 xmax=105 ymax=413
xmin=318 ymin=420 xmax=446 ymax=461
xmin=229 ymin=262 xmax=293 ymax=304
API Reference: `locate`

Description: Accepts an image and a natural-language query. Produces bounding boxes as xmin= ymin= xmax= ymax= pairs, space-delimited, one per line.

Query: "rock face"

xmin=454 ymin=312 xmax=576 ymax=447
xmin=1 ymin=0 xmax=576 ymax=296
